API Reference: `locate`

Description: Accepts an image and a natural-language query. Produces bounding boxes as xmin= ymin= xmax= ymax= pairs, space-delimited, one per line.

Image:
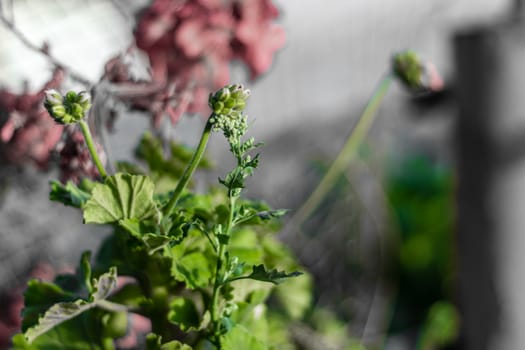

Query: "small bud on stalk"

xmin=392 ymin=50 xmax=444 ymax=94
xmin=44 ymin=90 xmax=92 ymax=124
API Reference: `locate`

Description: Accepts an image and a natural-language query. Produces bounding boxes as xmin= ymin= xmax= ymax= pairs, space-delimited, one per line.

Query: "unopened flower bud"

xmin=44 ymin=89 xmax=63 ymax=107
xmin=65 ymin=91 xmax=77 ymax=103
xmin=230 ymin=84 xmax=250 ymax=100
xmin=392 ymin=50 xmax=444 ymax=94
xmin=78 ymin=91 xmax=92 ymax=109
xmin=235 ymin=100 xmax=246 ymax=111
xmin=215 ymin=86 xmax=231 ymax=101
xmin=209 ymin=84 xmax=250 ymax=117
xmin=51 ymin=105 xmax=66 ymax=117
xmin=43 ymin=90 xmax=92 ymax=124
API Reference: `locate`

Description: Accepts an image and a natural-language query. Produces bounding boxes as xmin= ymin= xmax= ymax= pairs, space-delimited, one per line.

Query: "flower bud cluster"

xmin=208 ymin=84 xmax=251 ymax=143
xmin=392 ymin=50 xmax=444 ymax=94
xmin=44 ymin=90 xmax=91 ymax=124
xmin=209 ymin=84 xmax=250 ymax=116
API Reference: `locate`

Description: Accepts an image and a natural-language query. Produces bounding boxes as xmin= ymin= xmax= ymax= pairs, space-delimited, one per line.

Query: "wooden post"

xmin=454 ymin=17 xmax=525 ymax=349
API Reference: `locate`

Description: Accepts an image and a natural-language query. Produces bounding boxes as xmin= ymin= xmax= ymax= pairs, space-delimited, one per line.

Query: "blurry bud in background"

xmin=392 ymin=50 xmax=444 ymax=94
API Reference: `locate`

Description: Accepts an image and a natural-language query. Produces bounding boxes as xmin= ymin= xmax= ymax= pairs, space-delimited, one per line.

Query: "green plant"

xmin=11 ymin=85 xmax=310 ymax=349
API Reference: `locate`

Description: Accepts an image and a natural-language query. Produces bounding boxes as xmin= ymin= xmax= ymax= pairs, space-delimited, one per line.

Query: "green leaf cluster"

xmin=15 ymin=86 xmax=313 ymax=349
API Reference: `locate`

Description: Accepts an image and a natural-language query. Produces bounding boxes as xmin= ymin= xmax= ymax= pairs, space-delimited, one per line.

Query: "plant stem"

xmin=210 ymin=195 xmax=236 ymax=346
xmin=79 ymin=120 xmax=108 ymax=179
xmin=163 ymin=119 xmax=213 ymax=216
xmin=291 ymin=73 xmax=393 ymax=226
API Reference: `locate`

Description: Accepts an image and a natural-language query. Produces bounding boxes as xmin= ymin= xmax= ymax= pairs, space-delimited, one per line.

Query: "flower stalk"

xmin=163 ymin=119 xmax=213 ymax=216
xmin=292 ymin=73 xmax=394 ymax=225
xmin=79 ymin=120 xmax=108 ymax=179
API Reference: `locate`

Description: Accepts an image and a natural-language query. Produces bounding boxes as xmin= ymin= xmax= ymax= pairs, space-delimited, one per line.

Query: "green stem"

xmin=79 ymin=120 xmax=108 ymax=179
xmin=210 ymin=243 xmax=226 ymax=324
xmin=292 ymin=73 xmax=393 ymax=225
xmin=96 ymin=300 xmax=129 ymax=313
xmin=210 ymin=196 xmax=236 ymax=345
xmin=163 ymin=119 xmax=213 ymax=216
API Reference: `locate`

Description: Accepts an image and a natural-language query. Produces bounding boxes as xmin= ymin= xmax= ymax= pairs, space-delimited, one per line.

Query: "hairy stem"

xmin=79 ymin=120 xmax=108 ymax=179
xmin=210 ymin=195 xmax=236 ymax=346
xmin=163 ymin=119 xmax=213 ymax=216
xmin=292 ymin=73 xmax=393 ymax=226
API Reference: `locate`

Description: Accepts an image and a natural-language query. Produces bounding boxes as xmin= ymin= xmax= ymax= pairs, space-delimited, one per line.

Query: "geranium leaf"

xmin=221 ymin=324 xmax=266 ymax=350
xmin=246 ymin=265 xmax=302 ymax=285
xmin=143 ymin=233 xmax=171 ymax=254
xmin=23 ymin=267 xmax=118 ymax=344
xmin=167 ymin=297 xmax=200 ymax=331
xmin=83 ymin=173 xmax=157 ymax=224
xmin=91 ymin=267 xmax=118 ymax=301
xmin=24 ymin=300 xmax=92 ymax=344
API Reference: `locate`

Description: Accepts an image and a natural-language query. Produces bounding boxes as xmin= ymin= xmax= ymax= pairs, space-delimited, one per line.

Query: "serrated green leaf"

xmin=221 ymin=324 xmax=267 ymax=350
xmin=219 ymin=167 xmax=245 ymax=191
xmin=256 ymin=209 xmax=288 ymax=220
xmin=49 ymin=180 xmax=91 ymax=208
xmin=83 ymin=173 xmax=157 ymax=224
xmin=91 ymin=267 xmax=118 ymax=301
xmin=161 ymin=211 xmax=193 ymax=241
xmin=143 ymin=233 xmax=171 ymax=254
xmin=21 ymin=280 xmax=77 ymax=332
xmin=23 ymin=267 xmax=118 ymax=344
xmin=24 ymin=299 xmax=92 ymax=343
xmin=246 ymin=265 xmax=303 ymax=285
xmin=167 ymin=297 xmax=200 ymax=331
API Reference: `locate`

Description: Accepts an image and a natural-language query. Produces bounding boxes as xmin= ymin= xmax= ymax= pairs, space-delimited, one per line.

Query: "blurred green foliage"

xmin=385 ymin=154 xmax=458 ymax=346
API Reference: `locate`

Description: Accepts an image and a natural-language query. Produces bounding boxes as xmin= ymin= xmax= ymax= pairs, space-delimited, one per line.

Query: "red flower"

xmin=121 ymin=0 xmax=285 ymax=126
xmin=234 ymin=0 xmax=286 ymax=78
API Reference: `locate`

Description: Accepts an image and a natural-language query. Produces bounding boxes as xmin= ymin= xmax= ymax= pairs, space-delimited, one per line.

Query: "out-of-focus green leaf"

xmin=167 ymin=297 xmax=200 ymax=331
xmin=221 ymin=324 xmax=267 ymax=350
xmin=418 ymin=301 xmax=460 ymax=349
xmin=230 ymin=302 xmax=269 ymax=343
xmin=171 ymin=251 xmax=213 ymax=289
xmin=135 ymin=132 xmax=211 ymax=192
xmin=49 ymin=180 xmax=91 ymax=208
xmin=274 ymin=270 xmax=312 ymax=320
xmin=245 ymin=265 xmax=302 ymax=285
xmin=23 ymin=267 xmax=118 ymax=344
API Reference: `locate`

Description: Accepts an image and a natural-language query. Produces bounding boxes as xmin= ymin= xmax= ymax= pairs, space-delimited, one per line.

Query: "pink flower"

xmin=126 ymin=0 xmax=285 ymax=126
xmin=234 ymin=0 xmax=286 ymax=78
